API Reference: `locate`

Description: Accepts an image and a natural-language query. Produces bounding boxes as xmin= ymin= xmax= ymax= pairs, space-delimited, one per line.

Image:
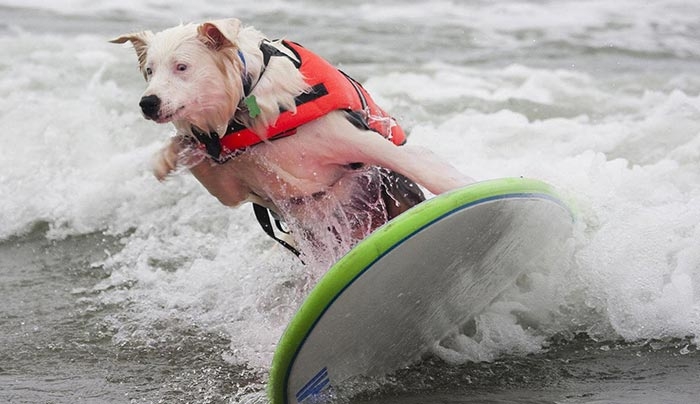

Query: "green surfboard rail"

xmin=268 ymin=177 xmax=572 ymax=404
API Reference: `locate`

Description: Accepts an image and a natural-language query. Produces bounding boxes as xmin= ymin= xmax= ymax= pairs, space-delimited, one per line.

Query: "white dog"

xmin=112 ymin=18 xmax=471 ymax=262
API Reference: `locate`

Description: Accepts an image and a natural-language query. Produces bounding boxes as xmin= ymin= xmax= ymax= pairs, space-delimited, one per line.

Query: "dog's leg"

xmin=152 ymin=137 xmax=207 ymax=180
xmin=152 ymin=138 xmax=181 ymax=181
xmin=187 ymin=160 xmax=256 ymax=208
xmin=152 ymin=137 xmax=255 ymax=208
xmin=308 ymin=113 xmax=473 ymax=195
xmin=387 ymin=144 xmax=472 ymax=194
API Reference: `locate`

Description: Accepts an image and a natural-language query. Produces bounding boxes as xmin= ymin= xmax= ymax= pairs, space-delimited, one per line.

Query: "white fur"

xmin=111 ymin=19 xmax=308 ymax=137
xmin=112 ymin=18 xmax=472 ymax=251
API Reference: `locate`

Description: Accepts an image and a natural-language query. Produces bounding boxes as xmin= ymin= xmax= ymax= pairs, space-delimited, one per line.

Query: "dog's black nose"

xmin=139 ymin=95 xmax=161 ymax=120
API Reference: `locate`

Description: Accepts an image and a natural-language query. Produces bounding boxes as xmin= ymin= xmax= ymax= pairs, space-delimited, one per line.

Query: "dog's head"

xmin=111 ymin=19 xmax=246 ymax=136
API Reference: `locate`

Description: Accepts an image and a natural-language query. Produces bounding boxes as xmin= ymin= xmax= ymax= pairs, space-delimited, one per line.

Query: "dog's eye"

xmin=145 ymin=67 xmax=153 ymax=76
xmin=176 ymin=64 xmax=188 ymax=72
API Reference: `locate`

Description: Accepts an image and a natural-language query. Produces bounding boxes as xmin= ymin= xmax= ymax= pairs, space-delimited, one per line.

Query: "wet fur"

xmin=112 ymin=18 xmax=471 ymax=253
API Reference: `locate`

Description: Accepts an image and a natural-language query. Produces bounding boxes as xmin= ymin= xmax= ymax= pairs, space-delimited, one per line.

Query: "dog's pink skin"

xmin=115 ymin=19 xmax=473 ymax=243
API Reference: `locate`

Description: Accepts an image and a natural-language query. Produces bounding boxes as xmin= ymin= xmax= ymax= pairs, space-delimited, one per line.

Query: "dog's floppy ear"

xmin=197 ymin=18 xmax=242 ymax=50
xmin=110 ymin=31 xmax=153 ymax=78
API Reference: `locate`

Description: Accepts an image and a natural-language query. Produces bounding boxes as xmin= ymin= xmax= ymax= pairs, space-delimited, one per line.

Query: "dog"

xmin=111 ymin=18 xmax=471 ymax=262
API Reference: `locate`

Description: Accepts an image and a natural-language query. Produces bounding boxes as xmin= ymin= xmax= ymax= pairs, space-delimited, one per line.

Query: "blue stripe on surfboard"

xmin=295 ymin=367 xmax=329 ymax=402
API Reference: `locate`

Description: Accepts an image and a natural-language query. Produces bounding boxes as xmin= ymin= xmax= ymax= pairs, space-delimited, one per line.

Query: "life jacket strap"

xmin=191 ymin=81 xmax=328 ymax=163
xmin=252 ymin=203 xmax=302 ymax=258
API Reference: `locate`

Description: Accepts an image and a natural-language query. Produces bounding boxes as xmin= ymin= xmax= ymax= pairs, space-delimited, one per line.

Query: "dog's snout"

xmin=139 ymin=95 xmax=161 ymax=120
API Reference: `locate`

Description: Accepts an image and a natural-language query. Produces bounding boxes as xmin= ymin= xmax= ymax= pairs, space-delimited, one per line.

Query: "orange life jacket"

xmin=194 ymin=40 xmax=407 ymax=163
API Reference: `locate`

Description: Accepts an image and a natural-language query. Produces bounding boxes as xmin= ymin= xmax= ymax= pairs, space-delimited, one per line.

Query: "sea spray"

xmin=1 ymin=1 xmax=700 ymax=402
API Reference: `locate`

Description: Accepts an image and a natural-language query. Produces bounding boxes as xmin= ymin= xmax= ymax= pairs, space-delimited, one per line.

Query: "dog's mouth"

xmin=155 ymin=105 xmax=186 ymax=123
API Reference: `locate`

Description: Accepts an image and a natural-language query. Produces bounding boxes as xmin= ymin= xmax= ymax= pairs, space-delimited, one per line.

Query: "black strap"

xmin=252 ymin=203 xmax=302 ymax=258
xmin=262 ymin=40 xmax=302 ymax=68
xmin=191 ymin=127 xmax=223 ymax=161
xmin=244 ymin=40 xmax=302 ymax=98
xmin=340 ymin=70 xmax=369 ymax=110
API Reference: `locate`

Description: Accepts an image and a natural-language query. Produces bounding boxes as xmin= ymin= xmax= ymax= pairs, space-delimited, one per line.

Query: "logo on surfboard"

xmin=296 ymin=367 xmax=331 ymax=403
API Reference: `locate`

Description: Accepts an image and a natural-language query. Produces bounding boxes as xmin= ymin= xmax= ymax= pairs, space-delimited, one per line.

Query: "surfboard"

xmin=268 ymin=177 xmax=575 ymax=404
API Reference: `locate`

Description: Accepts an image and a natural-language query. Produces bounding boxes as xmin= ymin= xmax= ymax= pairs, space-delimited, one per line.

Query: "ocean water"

xmin=1 ymin=1 xmax=699 ymax=403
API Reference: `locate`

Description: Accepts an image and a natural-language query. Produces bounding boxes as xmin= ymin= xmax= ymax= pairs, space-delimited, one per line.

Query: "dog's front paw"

xmin=152 ymin=140 xmax=181 ymax=181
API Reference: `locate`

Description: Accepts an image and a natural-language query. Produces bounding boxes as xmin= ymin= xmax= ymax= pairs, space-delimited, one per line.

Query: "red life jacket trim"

xmin=198 ymin=41 xmax=406 ymax=163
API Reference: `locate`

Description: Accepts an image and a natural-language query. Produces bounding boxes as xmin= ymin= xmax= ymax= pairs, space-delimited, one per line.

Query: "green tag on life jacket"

xmin=245 ymin=95 xmax=261 ymax=119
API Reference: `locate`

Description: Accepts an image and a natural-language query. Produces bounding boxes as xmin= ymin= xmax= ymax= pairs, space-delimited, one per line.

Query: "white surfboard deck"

xmin=268 ymin=178 xmax=575 ymax=404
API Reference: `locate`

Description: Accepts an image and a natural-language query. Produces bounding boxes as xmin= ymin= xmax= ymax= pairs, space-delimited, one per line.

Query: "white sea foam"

xmin=1 ymin=0 xmax=699 ymax=386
